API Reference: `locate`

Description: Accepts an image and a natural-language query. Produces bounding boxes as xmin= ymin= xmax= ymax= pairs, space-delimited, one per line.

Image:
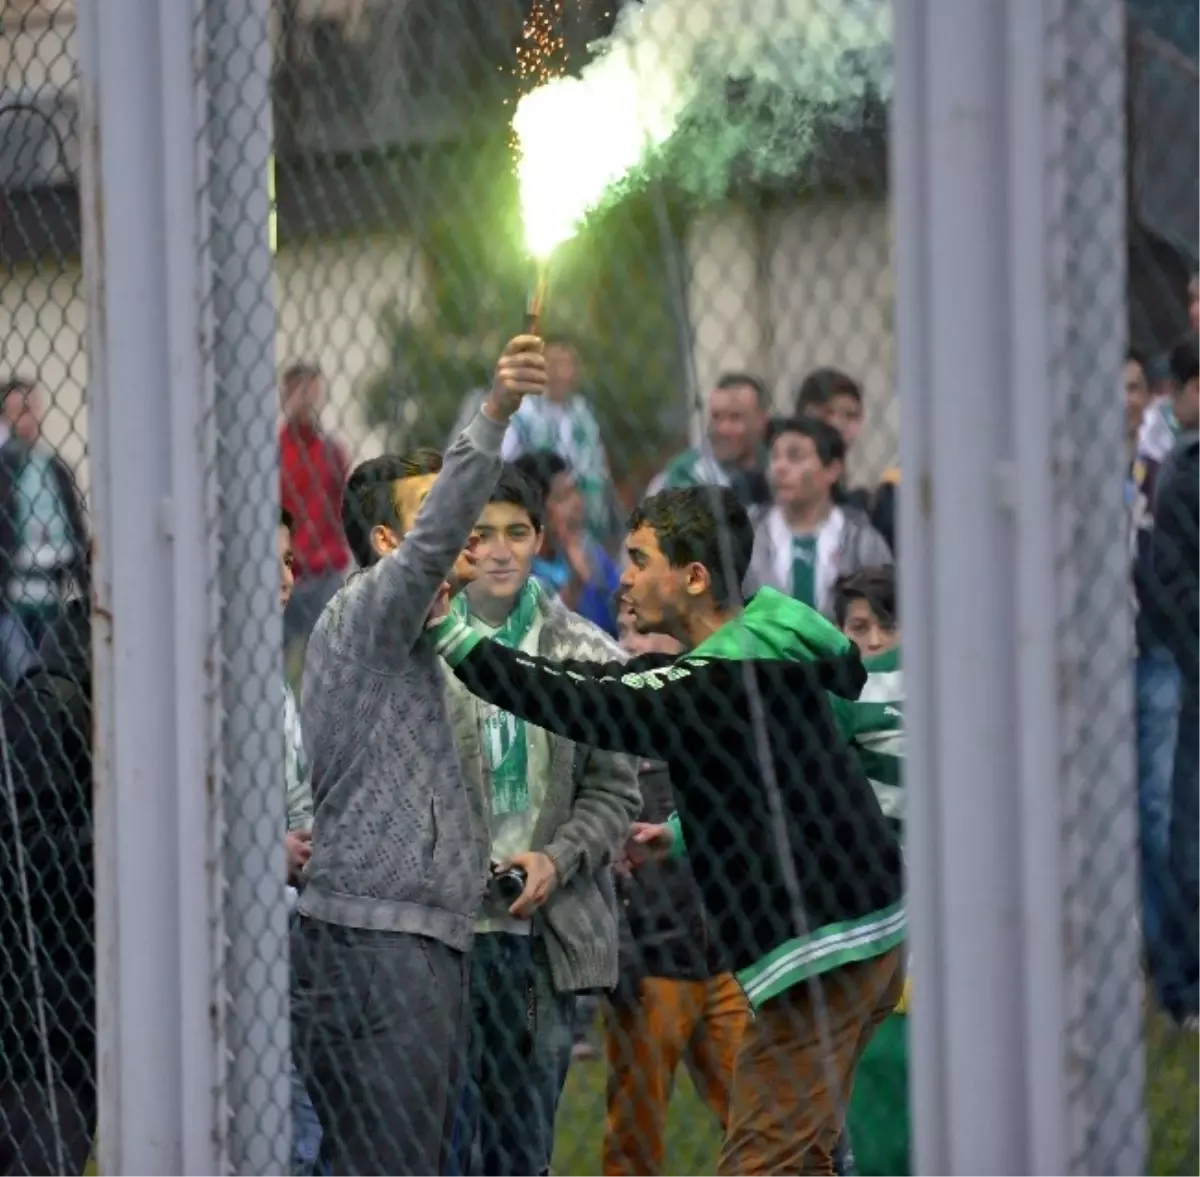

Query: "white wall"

xmin=0 ymin=233 xmax=429 ymax=495
xmin=684 ymin=197 xmax=896 ymax=484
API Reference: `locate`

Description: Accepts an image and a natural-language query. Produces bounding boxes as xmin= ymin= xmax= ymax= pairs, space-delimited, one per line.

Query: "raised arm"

xmin=429 ymin=614 xmax=685 ymax=759
xmin=335 ymin=338 xmax=546 ymax=670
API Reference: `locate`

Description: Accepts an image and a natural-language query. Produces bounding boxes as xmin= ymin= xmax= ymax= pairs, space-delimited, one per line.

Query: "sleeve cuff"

xmin=665 ymin=812 xmax=686 ymax=860
xmin=464 ymin=406 xmax=509 ymax=456
xmin=430 ymin=615 xmax=481 ymax=667
xmin=543 ymin=837 xmax=582 ymax=887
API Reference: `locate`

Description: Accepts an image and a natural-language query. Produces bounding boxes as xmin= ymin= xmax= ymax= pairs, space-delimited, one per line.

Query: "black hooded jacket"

xmin=0 ymin=602 xmax=94 ymax=1088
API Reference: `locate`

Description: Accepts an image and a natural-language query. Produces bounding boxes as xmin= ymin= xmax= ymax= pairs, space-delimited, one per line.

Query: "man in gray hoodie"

xmin=291 ymin=336 xmax=547 ymax=1176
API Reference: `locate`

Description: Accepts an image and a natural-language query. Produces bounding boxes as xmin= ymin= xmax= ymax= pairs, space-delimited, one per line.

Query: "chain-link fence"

xmin=0 ymin=0 xmax=1196 ymax=1173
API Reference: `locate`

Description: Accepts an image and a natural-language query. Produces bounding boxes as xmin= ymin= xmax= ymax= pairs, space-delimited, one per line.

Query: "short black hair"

xmin=714 ymin=371 xmax=769 ymax=407
xmin=833 ymin=565 xmax=897 ymax=629
xmin=1168 ymin=332 xmax=1199 ymax=387
xmin=342 ymin=449 xmax=443 ymax=568
xmin=628 ymin=486 xmax=753 ymax=611
xmin=488 ymin=462 xmax=545 ymax=530
xmin=0 ymin=377 xmax=35 ymax=402
xmin=280 ymin=507 xmax=295 ymax=534
xmin=795 ymin=367 xmax=862 ymax=413
xmin=767 ymin=415 xmax=846 ymax=467
xmin=513 ymin=450 xmax=571 ymax=500
xmin=1127 ymin=346 xmax=1148 ymax=370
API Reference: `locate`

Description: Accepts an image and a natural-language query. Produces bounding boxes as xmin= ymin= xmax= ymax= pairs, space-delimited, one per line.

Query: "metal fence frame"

xmin=77 ymin=0 xmax=1143 ymax=1170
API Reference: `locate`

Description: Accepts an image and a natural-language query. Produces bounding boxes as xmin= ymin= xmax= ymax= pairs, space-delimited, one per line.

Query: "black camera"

xmin=489 ymin=863 xmax=528 ymax=905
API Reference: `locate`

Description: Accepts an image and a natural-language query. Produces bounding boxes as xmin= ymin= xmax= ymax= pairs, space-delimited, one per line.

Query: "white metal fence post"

xmin=894 ymin=0 xmax=1140 ymax=1171
xmin=204 ymin=0 xmax=291 ymax=1169
xmin=78 ymin=0 xmax=225 ymax=1171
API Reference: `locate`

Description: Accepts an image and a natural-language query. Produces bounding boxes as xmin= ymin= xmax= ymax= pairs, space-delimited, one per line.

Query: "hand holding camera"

xmin=489 ymin=851 xmax=559 ymax=919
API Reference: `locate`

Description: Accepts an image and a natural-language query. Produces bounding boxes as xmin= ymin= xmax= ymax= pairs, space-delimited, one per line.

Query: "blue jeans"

xmin=1158 ymin=674 xmax=1199 ymax=1018
xmin=0 ymin=610 xmax=39 ymax=686
xmin=290 ymin=1062 xmax=324 ymax=1176
xmin=446 ymin=935 xmax=576 ymax=1176
xmin=1135 ymin=645 xmax=1180 ymax=964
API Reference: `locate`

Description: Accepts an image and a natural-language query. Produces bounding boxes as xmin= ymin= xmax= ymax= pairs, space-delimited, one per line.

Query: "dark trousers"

xmin=0 ymin=1078 xmax=95 ymax=1176
xmin=290 ymin=918 xmax=469 ymax=1176
xmin=447 ymin=934 xmax=575 ymax=1177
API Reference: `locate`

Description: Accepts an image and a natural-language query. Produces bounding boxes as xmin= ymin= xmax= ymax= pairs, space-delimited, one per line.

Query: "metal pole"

xmin=894 ymin=0 xmax=1139 ymax=1172
xmin=205 ymin=0 xmax=291 ymax=1170
xmin=79 ymin=0 xmax=224 ymax=1171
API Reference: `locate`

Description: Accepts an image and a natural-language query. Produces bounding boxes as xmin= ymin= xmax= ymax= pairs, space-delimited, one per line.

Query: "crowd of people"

xmin=0 ymin=278 xmax=1194 ymax=1176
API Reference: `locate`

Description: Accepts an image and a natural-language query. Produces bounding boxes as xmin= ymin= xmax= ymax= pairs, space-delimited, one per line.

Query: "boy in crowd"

xmin=515 ymin=451 xmax=621 ymax=636
xmin=747 ymin=416 xmax=892 ymax=617
xmin=832 ymin=566 xmax=908 ymax=1175
xmin=443 ymin=464 xmax=639 ymax=1176
xmin=429 ymin=486 xmax=905 ymax=1174
xmin=278 ymin=509 xmax=323 ymax=1176
xmin=1142 ymin=332 xmax=1200 ymax=1027
xmin=291 ymin=336 xmax=546 ymax=1175
xmin=603 ymin=612 xmax=748 ymax=1177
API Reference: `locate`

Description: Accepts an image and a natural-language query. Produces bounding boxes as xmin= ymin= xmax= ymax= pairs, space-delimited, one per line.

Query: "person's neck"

xmin=680 ymin=605 xmax=740 ymax=650
xmin=466 ymin=587 xmax=522 ymax=628
xmin=779 ymin=498 xmax=833 ymax=534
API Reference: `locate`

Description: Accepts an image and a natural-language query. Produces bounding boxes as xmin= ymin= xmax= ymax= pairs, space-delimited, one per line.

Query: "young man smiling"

xmin=444 ymin=464 xmax=640 ymax=1176
xmin=428 ymin=486 xmax=905 ymax=1175
xmin=291 ymin=336 xmax=546 ymax=1176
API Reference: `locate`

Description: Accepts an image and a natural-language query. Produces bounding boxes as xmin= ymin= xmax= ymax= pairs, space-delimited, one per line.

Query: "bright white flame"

xmin=513 ymin=0 xmax=890 ymax=260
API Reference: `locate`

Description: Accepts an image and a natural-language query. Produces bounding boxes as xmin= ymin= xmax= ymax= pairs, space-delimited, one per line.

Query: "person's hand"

xmin=615 ymin=821 xmax=674 ymax=878
xmin=285 ymin=830 xmax=312 ymax=885
xmin=501 ymin=851 xmax=560 ymax=919
xmin=483 ymin=336 xmax=546 ymax=423
xmin=426 ymin=581 xmax=453 ymax=627
xmin=562 ymin=531 xmax=592 ymax=583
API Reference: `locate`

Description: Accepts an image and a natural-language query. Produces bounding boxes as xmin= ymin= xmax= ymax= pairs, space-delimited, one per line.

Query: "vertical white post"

xmin=894 ymin=0 xmax=1141 ymax=1172
xmin=205 ymin=0 xmax=291 ymax=1170
xmin=79 ymin=0 xmax=225 ymax=1172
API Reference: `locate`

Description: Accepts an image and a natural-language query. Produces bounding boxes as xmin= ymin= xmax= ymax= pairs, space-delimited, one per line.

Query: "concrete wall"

xmin=685 ymin=198 xmax=896 ymax=484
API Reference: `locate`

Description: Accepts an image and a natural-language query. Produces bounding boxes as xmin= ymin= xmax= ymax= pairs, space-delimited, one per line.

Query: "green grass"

xmin=553 ymin=1061 xmax=722 ymax=1177
xmin=551 ymin=1013 xmax=1198 ymax=1176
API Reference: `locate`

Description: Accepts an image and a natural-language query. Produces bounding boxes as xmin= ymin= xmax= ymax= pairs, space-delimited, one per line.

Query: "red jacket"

xmin=280 ymin=423 xmax=350 ymax=577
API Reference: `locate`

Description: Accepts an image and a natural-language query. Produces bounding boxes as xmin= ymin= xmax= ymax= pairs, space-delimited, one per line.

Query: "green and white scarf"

xmin=839 ymin=646 xmax=905 ymax=823
xmin=452 ymin=580 xmax=542 ymax=816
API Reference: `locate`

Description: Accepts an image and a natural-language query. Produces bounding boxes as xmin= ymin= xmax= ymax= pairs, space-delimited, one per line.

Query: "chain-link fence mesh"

xmin=0 ymin=0 xmax=1197 ymax=1173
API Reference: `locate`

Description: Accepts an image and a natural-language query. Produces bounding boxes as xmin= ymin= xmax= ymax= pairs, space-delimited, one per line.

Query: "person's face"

xmin=618 ymin=606 xmax=684 ymax=656
xmin=4 ymin=387 xmax=43 ymax=445
xmin=619 ymin=525 xmax=705 ymax=640
xmin=1174 ymin=376 xmax=1200 ymax=432
xmin=282 ymin=375 xmax=324 ymax=425
xmin=769 ymin=432 xmax=840 ymax=511
xmin=544 ymin=470 xmax=585 ymax=540
xmin=544 ymin=344 xmax=578 ymax=404
xmin=466 ymin=500 xmax=541 ymax=606
xmin=278 ymin=524 xmax=296 ymax=609
xmin=1124 ymin=359 xmax=1149 ymax=439
xmin=373 ymin=473 xmax=480 ymax=584
xmin=841 ymin=599 xmax=898 ymax=657
xmin=814 ymin=392 xmax=864 ymax=450
xmin=707 ymin=383 xmax=767 ymax=466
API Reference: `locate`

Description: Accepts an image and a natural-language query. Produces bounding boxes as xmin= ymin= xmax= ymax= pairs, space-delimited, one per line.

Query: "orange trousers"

xmin=717 ymin=947 xmax=906 ymax=1176
xmin=602 ymin=973 xmax=748 ymax=1176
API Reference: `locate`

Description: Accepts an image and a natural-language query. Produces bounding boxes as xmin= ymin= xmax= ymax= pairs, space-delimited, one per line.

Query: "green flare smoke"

xmin=513 ymin=0 xmax=891 ymax=259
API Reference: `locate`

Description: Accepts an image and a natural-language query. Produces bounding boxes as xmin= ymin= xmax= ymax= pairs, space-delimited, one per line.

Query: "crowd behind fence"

xmin=0 ymin=0 xmax=1196 ymax=1173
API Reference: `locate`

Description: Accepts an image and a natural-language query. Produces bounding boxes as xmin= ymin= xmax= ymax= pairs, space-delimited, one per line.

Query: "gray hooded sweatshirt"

xmin=297 ymin=411 xmax=504 ymax=951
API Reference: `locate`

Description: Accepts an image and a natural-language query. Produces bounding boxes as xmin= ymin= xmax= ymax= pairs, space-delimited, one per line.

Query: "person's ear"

xmin=684 ymin=561 xmax=711 ymax=599
xmin=535 ymin=527 xmax=545 ymax=556
xmin=370 ymin=524 xmax=399 ymax=560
